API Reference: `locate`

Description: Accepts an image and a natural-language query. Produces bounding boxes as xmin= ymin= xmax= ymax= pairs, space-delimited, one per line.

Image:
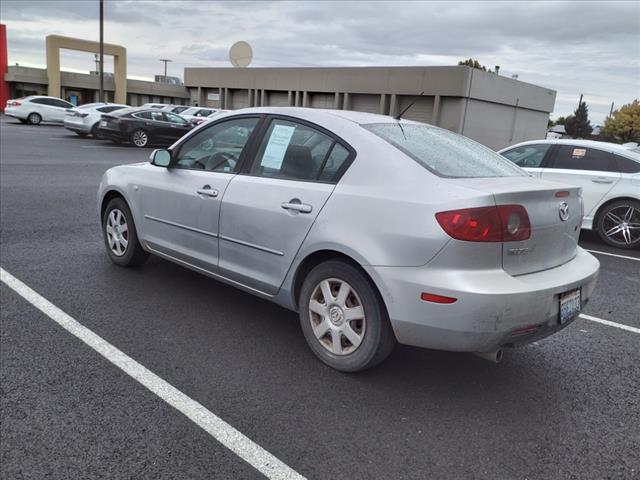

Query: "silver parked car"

xmin=499 ymin=139 xmax=640 ymax=248
xmin=98 ymin=108 xmax=599 ymax=371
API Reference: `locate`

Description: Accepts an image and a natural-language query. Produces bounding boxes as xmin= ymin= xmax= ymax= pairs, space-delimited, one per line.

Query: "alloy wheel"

xmin=602 ymin=205 xmax=640 ymax=247
xmin=132 ymin=130 xmax=148 ymax=147
xmin=105 ymin=208 xmax=129 ymax=256
xmin=308 ymin=278 xmax=366 ymax=355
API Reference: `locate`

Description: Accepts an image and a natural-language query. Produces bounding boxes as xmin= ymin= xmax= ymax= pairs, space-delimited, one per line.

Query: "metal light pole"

xmin=159 ymin=58 xmax=172 ymax=79
xmin=99 ymin=0 xmax=104 ymax=102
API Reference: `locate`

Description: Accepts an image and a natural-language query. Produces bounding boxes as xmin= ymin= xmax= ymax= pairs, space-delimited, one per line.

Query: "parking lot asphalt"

xmin=1 ymin=116 xmax=639 ymax=480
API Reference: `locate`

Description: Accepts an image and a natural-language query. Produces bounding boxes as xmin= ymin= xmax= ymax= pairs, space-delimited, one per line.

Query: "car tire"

xmin=299 ymin=260 xmax=396 ymax=372
xmin=27 ymin=112 xmax=42 ymax=125
xmin=91 ymin=123 xmax=103 ymax=139
xmin=102 ymin=197 xmax=149 ymax=267
xmin=130 ymin=129 xmax=150 ymax=148
xmin=596 ymin=199 xmax=640 ymax=249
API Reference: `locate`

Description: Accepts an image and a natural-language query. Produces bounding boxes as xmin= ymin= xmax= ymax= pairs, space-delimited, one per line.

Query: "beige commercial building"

xmin=185 ymin=66 xmax=556 ymax=150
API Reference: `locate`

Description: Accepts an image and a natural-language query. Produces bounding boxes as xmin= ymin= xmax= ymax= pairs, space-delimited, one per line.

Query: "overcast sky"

xmin=1 ymin=0 xmax=638 ymax=123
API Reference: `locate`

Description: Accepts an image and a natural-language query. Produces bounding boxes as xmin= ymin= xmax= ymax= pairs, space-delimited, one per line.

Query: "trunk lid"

xmin=445 ymin=177 xmax=582 ymax=276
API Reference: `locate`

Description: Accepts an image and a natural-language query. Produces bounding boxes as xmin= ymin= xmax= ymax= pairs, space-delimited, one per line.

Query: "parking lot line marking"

xmin=585 ymin=249 xmax=640 ymax=262
xmin=0 ymin=267 xmax=306 ymax=480
xmin=579 ymin=313 xmax=640 ymax=334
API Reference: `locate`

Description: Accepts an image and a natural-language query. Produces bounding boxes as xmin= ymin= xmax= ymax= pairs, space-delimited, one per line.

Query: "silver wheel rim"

xmin=602 ymin=205 xmax=640 ymax=246
xmin=105 ymin=209 xmax=129 ymax=256
xmin=132 ymin=130 xmax=148 ymax=147
xmin=29 ymin=114 xmax=40 ymax=124
xmin=308 ymin=278 xmax=366 ymax=356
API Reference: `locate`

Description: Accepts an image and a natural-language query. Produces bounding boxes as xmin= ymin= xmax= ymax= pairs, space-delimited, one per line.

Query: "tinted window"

xmin=132 ymin=111 xmax=152 ymax=120
xmin=175 ymin=117 xmax=259 ymax=172
xmin=164 ymin=112 xmax=188 ymax=124
xmin=97 ymin=105 xmax=126 ymax=113
xmin=615 ymin=154 xmax=640 ymax=173
xmin=250 ymin=119 xmax=335 ymax=181
xmin=30 ymin=98 xmax=49 ymax=105
xmin=549 ymin=146 xmax=616 ymax=172
xmin=501 ymin=144 xmax=550 ymax=168
xmin=52 ymin=99 xmax=73 ymax=108
xmin=171 ymin=106 xmax=189 ymax=114
xmin=150 ymin=111 xmax=164 ymax=122
xmin=365 ymin=123 xmax=526 ymax=178
xmin=194 ymin=109 xmax=214 ymax=117
xmin=319 ymin=143 xmax=351 ymax=181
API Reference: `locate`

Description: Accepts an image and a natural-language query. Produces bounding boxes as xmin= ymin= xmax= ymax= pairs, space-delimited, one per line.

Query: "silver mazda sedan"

xmin=98 ymin=107 xmax=599 ymax=371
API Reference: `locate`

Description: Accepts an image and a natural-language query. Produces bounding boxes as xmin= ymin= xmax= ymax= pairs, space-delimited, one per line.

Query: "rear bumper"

xmin=4 ymin=108 xmax=26 ymax=120
xmin=64 ymin=118 xmax=92 ymax=134
xmin=366 ymin=247 xmax=600 ymax=352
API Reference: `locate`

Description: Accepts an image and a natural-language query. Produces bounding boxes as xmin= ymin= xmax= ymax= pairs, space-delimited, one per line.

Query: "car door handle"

xmin=281 ymin=200 xmax=312 ymax=213
xmin=196 ymin=185 xmax=218 ymax=197
xmin=591 ymin=177 xmax=614 ymax=184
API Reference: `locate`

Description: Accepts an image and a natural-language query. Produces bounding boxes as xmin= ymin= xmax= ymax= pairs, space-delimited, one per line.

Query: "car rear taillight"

xmin=7 ymin=100 xmax=21 ymax=107
xmin=76 ymin=112 xmax=89 ymax=118
xmin=435 ymin=205 xmax=531 ymax=242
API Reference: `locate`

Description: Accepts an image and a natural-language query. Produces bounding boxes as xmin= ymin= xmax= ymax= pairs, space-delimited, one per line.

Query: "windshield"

xmin=365 ymin=123 xmax=526 ymax=178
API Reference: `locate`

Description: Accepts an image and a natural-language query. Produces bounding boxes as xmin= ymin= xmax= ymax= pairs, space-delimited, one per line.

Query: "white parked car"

xmin=178 ymin=107 xmax=219 ymax=123
xmin=64 ymin=103 xmax=129 ymax=137
xmin=5 ymin=95 xmax=75 ymax=125
xmin=500 ymin=139 xmax=640 ymax=249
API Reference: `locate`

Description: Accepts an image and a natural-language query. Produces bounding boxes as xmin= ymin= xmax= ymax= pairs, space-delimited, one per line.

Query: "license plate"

xmin=100 ymin=120 xmax=107 ymax=127
xmin=559 ymin=289 xmax=581 ymax=324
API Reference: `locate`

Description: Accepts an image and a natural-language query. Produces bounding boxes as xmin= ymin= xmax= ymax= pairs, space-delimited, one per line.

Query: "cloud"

xmin=1 ymin=0 xmax=638 ymax=123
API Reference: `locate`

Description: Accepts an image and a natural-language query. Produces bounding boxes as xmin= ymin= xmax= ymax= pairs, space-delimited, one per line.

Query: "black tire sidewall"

xmin=130 ymin=129 xmax=149 ymax=148
xmin=102 ymin=198 xmax=144 ymax=266
xmin=597 ymin=200 xmax=640 ymax=249
xmin=299 ymin=260 xmax=394 ymax=372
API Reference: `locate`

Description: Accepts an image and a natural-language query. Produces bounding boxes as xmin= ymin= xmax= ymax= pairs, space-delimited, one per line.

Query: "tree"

xmin=458 ymin=58 xmax=491 ymax=72
xmin=602 ymin=100 xmax=640 ymax=143
xmin=554 ymin=115 xmax=570 ymax=125
xmin=564 ymin=102 xmax=592 ymax=138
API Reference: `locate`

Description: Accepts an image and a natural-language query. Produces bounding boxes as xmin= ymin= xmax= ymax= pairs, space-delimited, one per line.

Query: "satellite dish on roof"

xmin=229 ymin=41 xmax=253 ymax=68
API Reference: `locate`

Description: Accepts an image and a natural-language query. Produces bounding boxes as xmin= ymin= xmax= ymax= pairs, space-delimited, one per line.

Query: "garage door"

xmin=230 ymin=89 xmax=249 ymax=109
xmin=310 ymin=93 xmax=334 ymax=109
xmin=397 ymin=96 xmax=434 ymax=123
xmin=268 ymin=91 xmax=290 ymax=107
xmin=350 ymin=94 xmax=379 ymax=114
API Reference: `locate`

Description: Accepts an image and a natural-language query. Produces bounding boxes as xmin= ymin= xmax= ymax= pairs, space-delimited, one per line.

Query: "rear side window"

xmin=615 ymin=154 xmax=640 ymax=173
xmin=132 ymin=111 xmax=152 ymax=120
xmin=250 ymin=119 xmax=340 ymax=182
xmin=365 ymin=123 xmax=526 ymax=178
xmin=319 ymin=144 xmax=350 ymax=181
xmin=548 ymin=146 xmax=616 ymax=172
xmin=501 ymin=144 xmax=550 ymax=168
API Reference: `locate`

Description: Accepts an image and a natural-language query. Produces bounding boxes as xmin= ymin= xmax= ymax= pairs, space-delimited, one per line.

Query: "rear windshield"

xmin=364 ymin=123 xmax=526 ymax=178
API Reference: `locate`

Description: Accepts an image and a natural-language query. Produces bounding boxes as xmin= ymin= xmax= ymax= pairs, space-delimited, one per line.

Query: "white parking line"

xmin=585 ymin=249 xmax=640 ymax=262
xmin=579 ymin=313 xmax=640 ymax=334
xmin=0 ymin=267 xmax=305 ymax=480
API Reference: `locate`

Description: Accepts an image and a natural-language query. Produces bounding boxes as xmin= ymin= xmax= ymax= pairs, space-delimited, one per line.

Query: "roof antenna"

xmin=394 ymin=91 xmax=424 ymax=120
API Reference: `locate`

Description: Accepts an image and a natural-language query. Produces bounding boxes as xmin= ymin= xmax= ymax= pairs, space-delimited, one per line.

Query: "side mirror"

xmin=150 ymin=149 xmax=171 ymax=167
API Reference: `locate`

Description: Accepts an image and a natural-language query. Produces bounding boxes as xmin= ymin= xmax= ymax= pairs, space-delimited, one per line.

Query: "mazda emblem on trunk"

xmin=559 ymin=202 xmax=570 ymax=221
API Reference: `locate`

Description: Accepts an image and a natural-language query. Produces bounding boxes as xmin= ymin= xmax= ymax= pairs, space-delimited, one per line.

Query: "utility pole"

xmin=609 ymin=102 xmax=615 ymax=118
xmin=159 ymin=59 xmax=172 ymax=80
xmin=99 ymin=0 xmax=104 ymax=102
xmin=94 ymin=53 xmax=99 ymax=73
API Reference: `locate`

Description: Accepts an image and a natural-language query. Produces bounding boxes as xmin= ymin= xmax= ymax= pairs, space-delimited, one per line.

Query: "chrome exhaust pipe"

xmin=473 ymin=348 xmax=504 ymax=364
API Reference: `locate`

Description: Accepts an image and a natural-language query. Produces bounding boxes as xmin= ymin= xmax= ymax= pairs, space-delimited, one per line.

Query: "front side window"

xmin=133 ymin=111 xmax=152 ymax=120
xmin=175 ymin=117 xmax=260 ymax=172
xmin=501 ymin=144 xmax=550 ymax=168
xmin=549 ymin=146 xmax=616 ymax=172
xmin=150 ymin=111 xmax=164 ymax=122
xmin=365 ymin=123 xmax=526 ymax=178
xmin=250 ymin=119 xmax=335 ymax=181
xmin=53 ymin=99 xmax=74 ymax=108
xmin=194 ymin=109 xmax=213 ymax=117
xmin=164 ymin=112 xmax=188 ymax=124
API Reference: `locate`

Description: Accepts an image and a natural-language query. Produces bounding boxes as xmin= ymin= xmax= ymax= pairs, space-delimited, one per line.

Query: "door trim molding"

xmin=220 ymin=234 xmax=284 ymax=256
xmin=144 ymin=214 xmax=218 ymax=238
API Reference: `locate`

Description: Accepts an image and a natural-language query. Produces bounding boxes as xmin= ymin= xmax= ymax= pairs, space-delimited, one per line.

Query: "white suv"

xmin=499 ymin=139 xmax=640 ymax=249
xmin=5 ymin=96 xmax=75 ymax=125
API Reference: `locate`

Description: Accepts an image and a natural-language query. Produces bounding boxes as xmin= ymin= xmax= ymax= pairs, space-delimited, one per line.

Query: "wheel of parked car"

xmin=91 ymin=123 xmax=103 ymax=139
xmin=130 ymin=129 xmax=149 ymax=148
xmin=299 ymin=260 xmax=396 ymax=372
xmin=27 ymin=112 xmax=42 ymax=125
xmin=596 ymin=199 xmax=640 ymax=249
xmin=102 ymin=197 xmax=149 ymax=267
